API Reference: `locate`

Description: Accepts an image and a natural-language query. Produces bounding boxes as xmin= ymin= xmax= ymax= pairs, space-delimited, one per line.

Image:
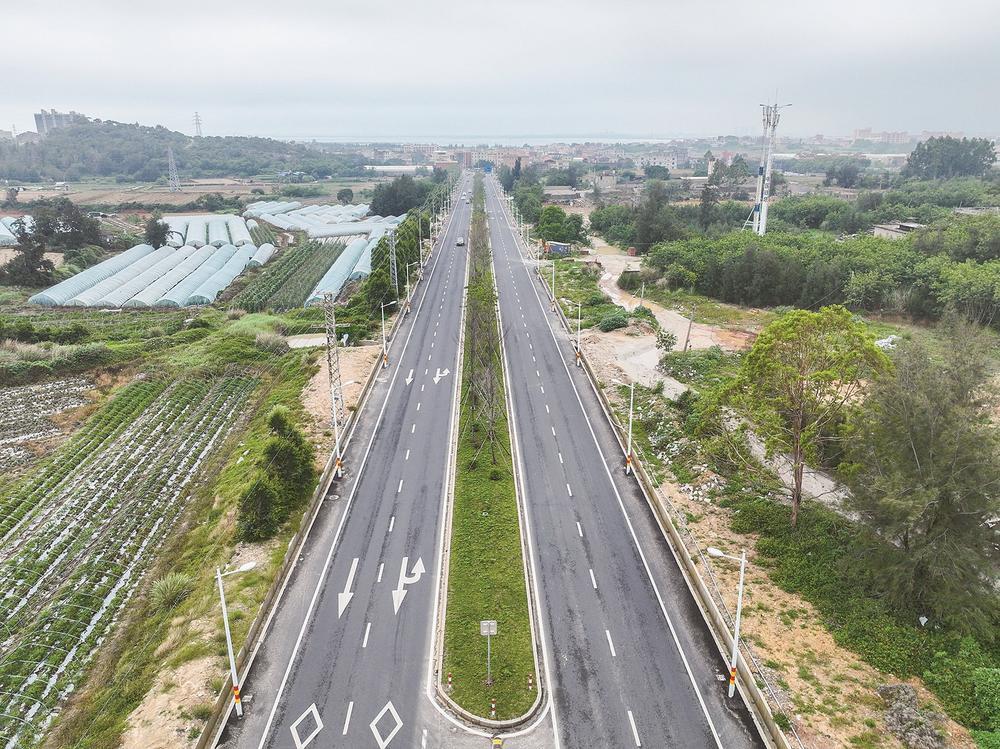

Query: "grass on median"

xmin=442 ymin=175 xmax=537 ymax=720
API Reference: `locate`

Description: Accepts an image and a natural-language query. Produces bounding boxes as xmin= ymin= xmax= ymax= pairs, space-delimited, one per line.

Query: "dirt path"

xmin=585 ymin=252 xmax=751 ymax=351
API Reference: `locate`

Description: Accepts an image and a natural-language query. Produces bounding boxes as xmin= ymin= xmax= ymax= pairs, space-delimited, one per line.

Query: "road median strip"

xmin=438 ymin=175 xmax=540 ymax=725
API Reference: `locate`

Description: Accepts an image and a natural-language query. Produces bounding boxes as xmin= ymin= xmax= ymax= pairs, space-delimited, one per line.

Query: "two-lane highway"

xmin=219 ymin=174 xmax=477 ymax=749
xmin=485 ymin=176 xmax=767 ymax=748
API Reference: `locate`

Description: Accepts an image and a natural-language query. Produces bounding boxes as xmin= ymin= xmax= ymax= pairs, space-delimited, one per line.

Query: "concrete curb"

xmin=200 ymin=192 xmax=456 ymax=749
xmin=538 ymin=256 xmax=791 ymax=749
xmin=431 ymin=192 xmax=546 ymax=732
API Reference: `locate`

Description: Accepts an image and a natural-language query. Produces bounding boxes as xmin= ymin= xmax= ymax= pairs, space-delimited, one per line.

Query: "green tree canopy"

xmin=903 ymin=136 xmax=997 ymax=180
xmin=841 ymin=317 xmax=999 ymax=637
xmin=731 ymin=305 xmax=890 ymax=526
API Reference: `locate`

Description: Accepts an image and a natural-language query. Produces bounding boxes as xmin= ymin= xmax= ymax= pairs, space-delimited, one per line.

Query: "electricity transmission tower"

xmin=744 ymin=101 xmax=790 ymax=236
xmin=167 ymin=146 xmax=181 ymax=192
xmin=193 ymin=111 xmax=203 ymax=137
xmin=323 ymin=292 xmax=345 ymax=478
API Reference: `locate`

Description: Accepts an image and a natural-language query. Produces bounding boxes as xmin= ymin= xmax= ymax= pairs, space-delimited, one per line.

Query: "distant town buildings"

xmin=873 ymin=221 xmax=925 ymax=240
xmin=33 ymin=109 xmax=87 ymax=136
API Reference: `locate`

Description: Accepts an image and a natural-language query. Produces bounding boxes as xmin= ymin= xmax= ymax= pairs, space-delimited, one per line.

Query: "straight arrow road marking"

xmin=337 ymin=558 xmax=359 ymax=618
xmin=405 ymin=369 xmax=414 ymax=385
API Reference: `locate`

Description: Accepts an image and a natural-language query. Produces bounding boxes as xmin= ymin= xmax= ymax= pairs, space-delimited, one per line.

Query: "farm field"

xmin=0 ymin=376 xmax=94 ymax=474
xmin=0 ymin=372 xmax=258 ymax=746
xmin=232 ymin=240 xmax=344 ymax=311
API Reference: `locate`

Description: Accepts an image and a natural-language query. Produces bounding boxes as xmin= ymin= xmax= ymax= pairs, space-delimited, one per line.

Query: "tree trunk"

xmin=791 ymin=441 xmax=804 ymax=529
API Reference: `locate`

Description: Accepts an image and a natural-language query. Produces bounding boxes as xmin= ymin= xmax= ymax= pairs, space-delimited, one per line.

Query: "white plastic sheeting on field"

xmin=242 ymin=200 xmax=303 ymax=218
xmin=156 ymin=244 xmax=238 ymax=307
xmin=304 ymin=237 xmax=368 ymax=306
xmin=186 ymin=246 xmax=255 ymax=305
xmin=0 ymin=222 xmax=16 ymax=246
xmin=123 ymin=246 xmax=216 ymax=308
xmin=95 ymin=245 xmax=201 ymax=308
xmin=65 ymin=246 xmax=177 ymax=307
xmin=246 ymin=219 xmax=258 ymax=231
xmin=208 ymin=218 xmax=230 ymax=248
xmin=164 ymin=217 xmax=189 ymax=248
xmin=227 ymin=216 xmax=253 ymax=246
xmin=28 ymin=244 xmax=156 ymax=306
xmin=185 ymin=217 xmax=207 ymax=247
xmin=308 ymin=216 xmax=402 ymax=239
xmin=247 ymin=243 xmax=275 ymax=268
xmin=1 ymin=216 xmax=33 ymax=243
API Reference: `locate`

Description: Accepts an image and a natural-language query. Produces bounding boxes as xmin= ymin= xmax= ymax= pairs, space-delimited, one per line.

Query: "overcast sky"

xmin=4 ymin=0 xmax=998 ymax=142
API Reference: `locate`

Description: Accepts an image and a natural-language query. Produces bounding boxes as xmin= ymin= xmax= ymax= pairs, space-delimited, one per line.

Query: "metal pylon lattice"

xmin=166 ymin=147 xmax=181 ymax=192
xmin=389 ymin=229 xmax=399 ymax=297
xmin=323 ymin=292 xmax=345 ymax=426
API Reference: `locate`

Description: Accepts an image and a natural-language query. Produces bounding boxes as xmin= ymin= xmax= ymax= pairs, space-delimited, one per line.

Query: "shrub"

xmin=597 ymin=309 xmax=629 ymax=331
xmin=255 ymin=331 xmax=289 ymax=354
xmin=236 ymin=477 xmax=283 ymax=542
xmin=149 ymin=572 xmax=194 ymax=611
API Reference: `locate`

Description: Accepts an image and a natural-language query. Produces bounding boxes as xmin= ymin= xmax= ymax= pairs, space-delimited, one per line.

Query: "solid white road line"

xmin=362 ymin=623 xmax=371 ymax=648
xmin=343 ymin=701 xmax=354 ymax=735
xmin=628 ymin=710 xmax=641 ymax=746
xmin=590 ymin=569 xmax=597 ymax=589
xmin=606 ymin=629 xmax=617 ymax=657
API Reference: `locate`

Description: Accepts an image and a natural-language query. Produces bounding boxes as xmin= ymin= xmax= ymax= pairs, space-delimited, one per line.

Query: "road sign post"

xmin=481 ymin=619 xmax=497 ymax=686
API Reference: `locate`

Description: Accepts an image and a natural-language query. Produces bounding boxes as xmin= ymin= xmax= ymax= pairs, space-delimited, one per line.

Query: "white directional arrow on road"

xmin=405 ymin=368 xmax=414 ymax=385
xmin=432 ymin=368 xmax=450 ymax=384
xmin=337 ymin=557 xmax=359 ymax=618
xmin=392 ymin=556 xmax=425 ymax=614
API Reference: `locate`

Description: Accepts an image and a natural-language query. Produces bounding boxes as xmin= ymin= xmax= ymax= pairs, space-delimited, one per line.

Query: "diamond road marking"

xmin=369 ymin=700 xmax=403 ymax=748
xmin=290 ymin=703 xmax=323 ymax=749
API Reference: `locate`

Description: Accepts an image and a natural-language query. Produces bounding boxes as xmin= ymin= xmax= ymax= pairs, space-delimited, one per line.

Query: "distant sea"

xmin=275 ymin=134 xmax=700 ymax=146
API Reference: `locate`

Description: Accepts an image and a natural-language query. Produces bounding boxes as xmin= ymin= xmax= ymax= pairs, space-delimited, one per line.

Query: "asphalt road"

xmin=216 ymin=173 xmax=534 ymax=749
xmin=484 ymin=176 xmax=767 ymax=749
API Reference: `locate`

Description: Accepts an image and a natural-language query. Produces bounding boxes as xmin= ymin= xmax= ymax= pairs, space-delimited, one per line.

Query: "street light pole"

xmin=575 ymin=301 xmax=582 ymax=367
xmin=625 ymin=381 xmax=635 ymax=474
xmin=550 ymin=257 xmax=556 ymax=312
xmin=216 ymin=561 xmax=256 ymax=719
xmin=707 ymin=547 xmax=748 ymax=698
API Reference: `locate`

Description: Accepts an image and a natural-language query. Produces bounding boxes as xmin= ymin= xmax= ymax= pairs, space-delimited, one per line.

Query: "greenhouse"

xmin=28 ymin=244 xmax=156 ymax=306
xmin=65 ymin=246 xmax=177 ymax=307
xmin=247 ymin=243 xmax=275 ymax=268
xmin=208 ymin=218 xmax=230 ymax=247
xmin=304 ymin=236 xmax=371 ymax=306
xmin=186 ymin=246 xmax=255 ymax=305
xmin=156 ymin=244 xmax=238 ymax=307
xmin=123 ymin=246 xmax=218 ymax=308
xmin=185 ymin=217 xmax=207 ymax=247
xmin=94 ymin=245 xmax=201 ymax=308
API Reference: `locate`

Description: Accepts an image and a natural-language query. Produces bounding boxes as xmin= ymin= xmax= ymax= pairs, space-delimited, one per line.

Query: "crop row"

xmin=0 ymin=377 xmax=93 ymax=449
xmin=0 ymin=374 xmax=258 ymax=746
xmin=232 ymin=241 xmax=343 ymax=312
xmin=249 ymin=223 xmax=276 ymax=245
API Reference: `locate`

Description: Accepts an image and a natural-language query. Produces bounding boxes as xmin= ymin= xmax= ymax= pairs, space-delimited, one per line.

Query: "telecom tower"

xmin=166 ymin=146 xmax=181 ymax=192
xmin=193 ymin=111 xmax=203 ymax=137
xmin=744 ymin=102 xmax=790 ymax=236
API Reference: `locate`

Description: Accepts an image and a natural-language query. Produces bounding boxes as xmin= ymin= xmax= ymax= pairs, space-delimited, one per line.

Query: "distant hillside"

xmin=0 ymin=120 xmax=367 ymax=183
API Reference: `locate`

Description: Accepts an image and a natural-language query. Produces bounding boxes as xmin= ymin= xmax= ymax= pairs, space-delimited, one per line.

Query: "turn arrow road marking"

xmin=391 ymin=556 xmax=425 ymax=614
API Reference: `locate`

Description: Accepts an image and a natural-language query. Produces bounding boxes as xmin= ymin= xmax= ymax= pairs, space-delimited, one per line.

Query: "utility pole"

xmin=323 ymin=292 xmax=345 ymax=478
xmin=380 ymin=300 xmax=396 ymax=368
xmin=707 ymin=548 xmax=748 ymax=699
xmin=216 ymin=562 xmax=256 ymax=719
xmin=550 ymin=257 xmax=556 ymax=312
xmin=575 ymin=301 xmax=583 ymax=367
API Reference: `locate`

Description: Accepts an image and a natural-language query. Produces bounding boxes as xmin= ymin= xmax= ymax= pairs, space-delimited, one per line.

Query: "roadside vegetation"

xmin=598 ymin=307 xmax=998 ymax=747
xmin=443 ymin=175 xmax=537 ymax=720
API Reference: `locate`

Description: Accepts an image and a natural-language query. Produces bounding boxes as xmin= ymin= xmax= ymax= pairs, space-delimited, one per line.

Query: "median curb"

xmin=536 ymin=253 xmax=791 ymax=749
xmin=431 ymin=189 xmax=547 ymax=733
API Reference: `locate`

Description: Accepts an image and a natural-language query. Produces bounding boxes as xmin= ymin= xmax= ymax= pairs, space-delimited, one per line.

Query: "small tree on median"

xmin=730 ymin=305 xmax=889 ymax=527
